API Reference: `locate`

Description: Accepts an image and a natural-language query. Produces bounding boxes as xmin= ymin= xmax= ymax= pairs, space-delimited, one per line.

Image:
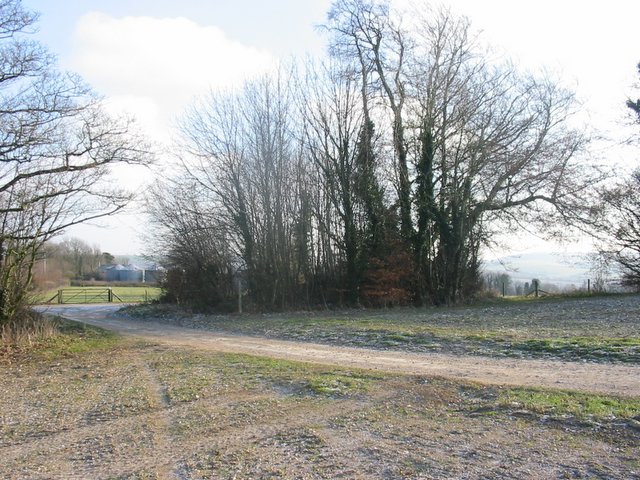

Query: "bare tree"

xmin=597 ymin=170 xmax=640 ymax=290
xmin=627 ymin=62 xmax=640 ymax=123
xmin=177 ymin=70 xmax=306 ymax=309
xmin=56 ymin=238 xmax=101 ymax=279
xmin=410 ymin=8 xmax=596 ymax=303
xmin=301 ymin=61 xmax=370 ymax=304
xmin=0 ymin=0 xmax=151 ymax=332
xmin=153 ymin=0 xmax=599 ymax=310
xmin=146 ymin=177 xmax=235 ymax=307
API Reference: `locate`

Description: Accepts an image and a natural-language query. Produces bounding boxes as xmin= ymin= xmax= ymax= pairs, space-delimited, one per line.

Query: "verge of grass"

xmin=306 ymin=371 xmax=378 ymax=396
xmin=1 ymin=317 xmax=122 ymax=364
xmin=36 ymin=319 xmax=122 ymax=360
xmin=496 ymin=291 xmax=624 ymax=303
xmin=222 ymin=355 xmax=385 ymax=397
xmin=515 ymin=337 xmax=640 ymax=362
xmin=498 ymin=387 xmax=640 ymax=420
xmin=122 ymin=297 xmax=640 ymax=363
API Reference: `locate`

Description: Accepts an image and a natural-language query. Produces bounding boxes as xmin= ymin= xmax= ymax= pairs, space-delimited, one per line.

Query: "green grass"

xmin=499 ymin=387 xmax=640 ymax=420
xmin=109 ymin=286 xmax=162 ymax=302
xmin=36 ymin=319 xmax=122 ymax=360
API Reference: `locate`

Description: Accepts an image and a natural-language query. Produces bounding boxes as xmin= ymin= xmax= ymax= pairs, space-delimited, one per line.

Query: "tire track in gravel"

xmin=134 ymin=355 xmax=179 ymax=480
xmin=41 ymin=304 xmax=640 ymax=398
xmin=1 ymin=389 xmax=366 ymax=479
xmin=167 ymin=396 xmax=373 ymax=478
xmin=0 ymin=390 xmax=272 ymax=463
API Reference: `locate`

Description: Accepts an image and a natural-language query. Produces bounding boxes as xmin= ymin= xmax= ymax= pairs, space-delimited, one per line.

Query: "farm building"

xmin=98 ymin=264 xmax=164 ymax=284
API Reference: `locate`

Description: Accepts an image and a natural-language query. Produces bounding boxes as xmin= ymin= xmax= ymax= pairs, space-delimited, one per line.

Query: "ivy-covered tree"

xmin=325 ymin=0 xmax=598 ymax=304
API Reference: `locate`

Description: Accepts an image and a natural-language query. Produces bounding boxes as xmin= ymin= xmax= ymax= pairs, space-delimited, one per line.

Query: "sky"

xmin=21 ymin=0 xmax=640 ymax=262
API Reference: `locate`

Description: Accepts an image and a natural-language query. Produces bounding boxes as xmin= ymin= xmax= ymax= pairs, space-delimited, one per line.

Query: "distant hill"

xmin=483 ymin=251 xmax=593 ymax=288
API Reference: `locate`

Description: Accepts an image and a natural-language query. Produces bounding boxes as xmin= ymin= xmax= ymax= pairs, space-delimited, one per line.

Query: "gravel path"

xmin=40 ymin=304 xmax=640 ymax=397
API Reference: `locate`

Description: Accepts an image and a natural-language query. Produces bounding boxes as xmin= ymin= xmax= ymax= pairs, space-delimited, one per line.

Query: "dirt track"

xmin=41 ymin=304 xmax=640 ymax=398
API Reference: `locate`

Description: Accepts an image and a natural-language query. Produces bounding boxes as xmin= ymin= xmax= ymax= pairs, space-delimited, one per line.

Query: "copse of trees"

xmin=32 ymin=238 xmax=115 ymax=288
xmin=483 ymin=272 xmax=513 ymax=296
xmin=0 ymin=0 xmax=151 ymax=339
xmin=149 ymin=0 xmax=601 ymax=310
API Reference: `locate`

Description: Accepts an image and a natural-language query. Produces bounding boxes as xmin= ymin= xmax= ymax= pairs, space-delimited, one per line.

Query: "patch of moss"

xmin=306 ymin=371 xmax=377 ymax=397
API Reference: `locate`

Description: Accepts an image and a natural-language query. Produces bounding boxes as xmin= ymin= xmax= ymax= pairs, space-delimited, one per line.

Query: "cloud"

xmin=64 ymin=13 xmax=277 ymax=252
xmin=70 ymin=12 xmax=275 ymax=140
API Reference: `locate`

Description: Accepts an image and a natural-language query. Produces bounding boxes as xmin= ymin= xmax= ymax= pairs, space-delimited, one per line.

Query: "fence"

xmin=44 ymin=288 xmax=153 ymax=304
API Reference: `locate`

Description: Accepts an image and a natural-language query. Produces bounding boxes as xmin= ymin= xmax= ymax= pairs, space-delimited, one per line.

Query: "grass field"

xmin=123 ymin=294 xmax=640 ymax=364
xmin=32 ymin=286 xmax=162 ymax=304
xmin=1 ymin=319 xmax=638 ymax=478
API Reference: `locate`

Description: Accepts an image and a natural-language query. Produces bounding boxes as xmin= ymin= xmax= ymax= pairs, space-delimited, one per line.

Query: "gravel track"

xmin=5 ymin=302 xmax=640 ymax=478
xmin=40 ymin=301 xmax=640 ymax=397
